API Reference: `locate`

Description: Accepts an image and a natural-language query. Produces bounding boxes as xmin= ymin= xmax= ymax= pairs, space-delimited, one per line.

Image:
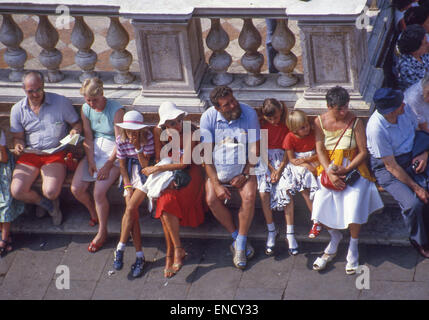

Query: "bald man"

xmin=9 ymin=71 xmax=82 ymax=225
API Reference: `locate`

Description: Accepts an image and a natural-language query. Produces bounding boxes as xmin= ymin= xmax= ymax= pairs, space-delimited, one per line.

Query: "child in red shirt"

xmin=255 ymin=98 xmax=296 ymax=256
xmin=279 ymin=110 xmax=321 ymax=238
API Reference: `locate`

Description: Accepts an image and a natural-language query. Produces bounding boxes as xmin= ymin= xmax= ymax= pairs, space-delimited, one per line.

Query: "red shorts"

xmin=17 ymin=151 xmax=66 ymax=169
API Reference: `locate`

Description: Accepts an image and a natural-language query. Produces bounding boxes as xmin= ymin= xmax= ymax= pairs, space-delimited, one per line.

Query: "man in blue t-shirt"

xmin=200 ymin=86 xmax=260 ymax=270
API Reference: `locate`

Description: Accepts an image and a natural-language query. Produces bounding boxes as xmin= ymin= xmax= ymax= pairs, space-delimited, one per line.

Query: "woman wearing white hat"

xmin=144 ymin=101 xmax=206 ymax=278
xmin=70 ymin=78 xmax=124 ymax=253
xmin=112 ymin=110 xmax=155 ymax=278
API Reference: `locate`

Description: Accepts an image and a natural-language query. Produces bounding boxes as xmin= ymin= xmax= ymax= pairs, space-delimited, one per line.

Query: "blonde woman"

xmin=70 ymin=78 xmax=124 ymax=253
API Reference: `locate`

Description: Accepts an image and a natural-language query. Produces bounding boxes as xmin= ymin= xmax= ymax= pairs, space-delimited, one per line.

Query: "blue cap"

xmin=373 ymin=88 xmax=404 ymax=115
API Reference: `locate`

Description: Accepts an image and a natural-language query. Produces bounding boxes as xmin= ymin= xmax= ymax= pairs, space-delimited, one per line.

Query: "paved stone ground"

xmin=1 ymin=234 xmax=428 ymax=300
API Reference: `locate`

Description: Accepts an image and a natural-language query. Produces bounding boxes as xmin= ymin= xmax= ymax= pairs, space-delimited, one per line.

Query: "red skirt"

xmin=155 ymin=164 xmax=206 ymax=227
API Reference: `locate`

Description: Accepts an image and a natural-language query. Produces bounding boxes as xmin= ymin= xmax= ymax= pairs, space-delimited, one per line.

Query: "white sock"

xmin=266 ymin=232 xmax=277 ymax=248
xmin=267 ymin=223 xmax=276 ymax=232
xmin=116 ymin=242 xmax=126 ymax=251
xmin=347 ymin=237 xmax=359 ymax=265
xmin=286 ymin=225 xmax=298 ymax=249
xmin=325 ymin=229 xmax=343 ymax=255
xmin=136 ymin=251 xmax=144 ymax=259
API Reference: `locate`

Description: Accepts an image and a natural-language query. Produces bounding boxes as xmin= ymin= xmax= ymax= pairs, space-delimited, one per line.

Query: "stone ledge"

xmin=10 ymin=187 xmax=410 ymax=247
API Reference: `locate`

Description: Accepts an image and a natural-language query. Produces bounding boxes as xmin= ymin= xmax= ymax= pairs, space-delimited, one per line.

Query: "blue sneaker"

xmin=113 ymin=250 xmax=124 ymax=270
xmin=131 ymin=257 xmax=145 ymax=278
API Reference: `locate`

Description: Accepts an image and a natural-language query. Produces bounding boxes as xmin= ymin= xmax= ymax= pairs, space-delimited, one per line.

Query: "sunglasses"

xmin=25 ymin=87 xmax=43 ymax=94
xmin=164 ymin=117 xmax=184 ymax=127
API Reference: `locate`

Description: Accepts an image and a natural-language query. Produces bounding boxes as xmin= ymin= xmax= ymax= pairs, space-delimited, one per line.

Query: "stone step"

xmin=10 ymin=190 xmax=409 ymax=247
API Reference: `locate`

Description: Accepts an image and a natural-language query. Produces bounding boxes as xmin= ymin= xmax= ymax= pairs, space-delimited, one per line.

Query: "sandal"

xmin=265 ymin=230 xmax=278 ymax=256
xmin=164 ymin=255 xmax=176 ymax=278
xmin=172 ymin=247 xmax=187 ymax=272
xmin=88 ymin=240 xmax=104 ymax=253
xmin=286 ymin=233 xmax=299 ymax=256
xmin=346 ymin=261 xmax=359 ymax=275
xmin=0 ymin=239 xmax=12 ymax=257
xmin=89 ymin=218 xmax=99 ymax=227
xmin=313 ymin=252 xmax=336 ymax=271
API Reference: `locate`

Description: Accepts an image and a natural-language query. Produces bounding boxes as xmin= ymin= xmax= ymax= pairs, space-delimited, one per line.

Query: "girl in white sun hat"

xmin=112 ymin=110 xmax=155 ymax=278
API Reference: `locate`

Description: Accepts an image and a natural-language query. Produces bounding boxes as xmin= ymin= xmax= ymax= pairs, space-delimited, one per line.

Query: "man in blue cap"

xmin=367 ymin=87 xmax=429 ymax=258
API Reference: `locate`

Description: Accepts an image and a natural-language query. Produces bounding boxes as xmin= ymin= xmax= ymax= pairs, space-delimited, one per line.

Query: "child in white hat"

xmin=112 ymin=110 xmax=154 ymax=278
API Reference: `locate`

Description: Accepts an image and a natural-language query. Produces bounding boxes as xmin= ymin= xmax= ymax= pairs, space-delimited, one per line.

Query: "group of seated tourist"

xmin=2 ymin=62 xmax=429 ymax=279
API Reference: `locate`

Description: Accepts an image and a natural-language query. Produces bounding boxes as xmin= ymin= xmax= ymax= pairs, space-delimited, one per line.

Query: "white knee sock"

xmin=324 ymin=229 xmax=343 ymax=255
xmin=347 ymin=237 xmax=359 ymax=265
xmin=286 ymin=225 xmax=298 ymax=249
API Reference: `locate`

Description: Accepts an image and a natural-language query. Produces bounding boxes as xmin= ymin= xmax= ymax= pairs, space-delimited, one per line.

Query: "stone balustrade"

xmin=0 ymin=0 xmax=391 ymax=116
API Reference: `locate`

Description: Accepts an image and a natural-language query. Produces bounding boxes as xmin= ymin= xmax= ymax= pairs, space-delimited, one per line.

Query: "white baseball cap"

xmin=116 ymin=110 xmax=149 ymax=130
xmin=158 ymin=101 xmax=187 ymax=127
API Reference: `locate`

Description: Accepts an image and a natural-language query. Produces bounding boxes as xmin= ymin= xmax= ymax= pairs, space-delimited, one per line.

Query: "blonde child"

xmin=279 ymin=110 xmax=321 ymax=238
xmin=256 ymin=98 xmax=297 ymax=256
xmin=0 ymin=129 xmax=24 ymax=256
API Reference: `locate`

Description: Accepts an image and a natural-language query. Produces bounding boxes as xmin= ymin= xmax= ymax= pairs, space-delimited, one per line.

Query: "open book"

xmin=24 ymin=134 xmax=84 ymax=155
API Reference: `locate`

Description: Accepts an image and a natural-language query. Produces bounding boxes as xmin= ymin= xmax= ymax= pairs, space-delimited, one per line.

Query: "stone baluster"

xmin=0 ymin=14 xmax=27 ymax=82
xmin=35 ymin=15 xmax=64 ymax=83
xmin=206 ymin=18 xmax=233 ymax=86
xmin=272 ymin=19 xmax=298 ymax=87
xmin=238 ymin=18 xmax=265 ymax=86
xmin=71 ymin=16 xmax=97 ymax=82
xmin=106 ymin=17 xmax=135 ymax=84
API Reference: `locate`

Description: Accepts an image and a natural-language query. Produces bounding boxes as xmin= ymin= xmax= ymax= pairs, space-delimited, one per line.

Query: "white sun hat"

xmin=158 ymin=101 xmax=188 ymax=127
xmin=115 ymin=110 xmax=149 ymax=130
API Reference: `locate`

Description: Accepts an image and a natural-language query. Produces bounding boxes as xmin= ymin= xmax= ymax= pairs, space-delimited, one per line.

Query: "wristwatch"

xmin=242 ymin=173 xmax=249 ymax=180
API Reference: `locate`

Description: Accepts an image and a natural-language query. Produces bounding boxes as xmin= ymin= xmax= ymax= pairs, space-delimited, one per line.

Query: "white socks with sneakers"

xmin=325 ymin=229 xmax=343 ymax=255
xmin=286 ymin=225 xmax=298 ymax=249
xmin=347 ymin=237 xmax=359 ymax=265
xmin=117 ymin=242 xmax=126 ymax=251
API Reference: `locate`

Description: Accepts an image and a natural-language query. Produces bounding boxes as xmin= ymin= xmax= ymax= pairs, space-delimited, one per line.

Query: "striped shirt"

xmin=116 ymin=131 xmax=155 ymax=160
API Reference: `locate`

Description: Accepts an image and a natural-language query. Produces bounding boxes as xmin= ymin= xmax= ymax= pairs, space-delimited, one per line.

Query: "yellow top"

xmin=316 ymin=116 xmax=375 ymax=181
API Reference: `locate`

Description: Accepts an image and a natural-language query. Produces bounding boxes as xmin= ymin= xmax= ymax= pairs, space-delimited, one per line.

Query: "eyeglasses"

xmin=25 ymin=87 xmax=43 ymax=94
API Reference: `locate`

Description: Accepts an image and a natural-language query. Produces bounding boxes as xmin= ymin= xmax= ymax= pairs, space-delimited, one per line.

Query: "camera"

xmin=412 ymin=160 xmax=420 ymax=172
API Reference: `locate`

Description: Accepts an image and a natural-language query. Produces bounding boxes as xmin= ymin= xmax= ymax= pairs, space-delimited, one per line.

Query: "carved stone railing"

xmin=0 ymin=0 xmax=392 ymax=116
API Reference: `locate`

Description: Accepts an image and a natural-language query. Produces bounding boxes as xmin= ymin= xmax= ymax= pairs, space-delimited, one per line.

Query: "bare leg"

xmin=119 ymin=188 xmax=146 ymax=246
xmin=349 ymin=223 xmax=361 ymax=239
xmin=40 ymin=162 xmax=66 ymax=200
xmin=10 ymin=163 xmax=41 ymax=204
xmin=70 ymin=160 xmax=97 ymax=221
xmin=161 ymin=218 xmax=175 ymax=278
xmin=91 ymin=166 xmax=120 ymax=246
xmin=161 ymin=212 xmax=186 ymax=272
xmin=260 ymin=192 xmax=273 ymax=225
xmin=205 ymin=178 xmax=236 ymax=233
xmin=284 ymin=196 xmax=295 ymax=226
xmin=0 ymin=222 xmax=12 ymax=252
xmin=300 ymin=189 xmax=313 ymax=212
xmin=237 ymin=176 xmax=257 ymax=236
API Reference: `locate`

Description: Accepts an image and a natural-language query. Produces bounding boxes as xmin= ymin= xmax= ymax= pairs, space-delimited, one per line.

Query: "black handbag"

xmin=173 ymin=169 xmax=191 ymax=189
xmin=344 ymin=118 xmax=360 ymax=186
xmin=344 ymin=168 xmax=360 ymax=186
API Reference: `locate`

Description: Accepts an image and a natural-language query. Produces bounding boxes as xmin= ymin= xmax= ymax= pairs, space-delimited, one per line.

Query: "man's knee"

xmin=42 ymin=186 xmax=61 ymax=200
xmin=10 ymin=179 xmax=26 ymax=200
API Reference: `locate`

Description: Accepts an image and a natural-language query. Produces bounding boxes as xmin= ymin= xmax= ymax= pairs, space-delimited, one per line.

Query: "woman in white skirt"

xmin=312 ymin=86 xmax=383 ymax=275
xmin=70 ymin=78 xmax=124 ymax=253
